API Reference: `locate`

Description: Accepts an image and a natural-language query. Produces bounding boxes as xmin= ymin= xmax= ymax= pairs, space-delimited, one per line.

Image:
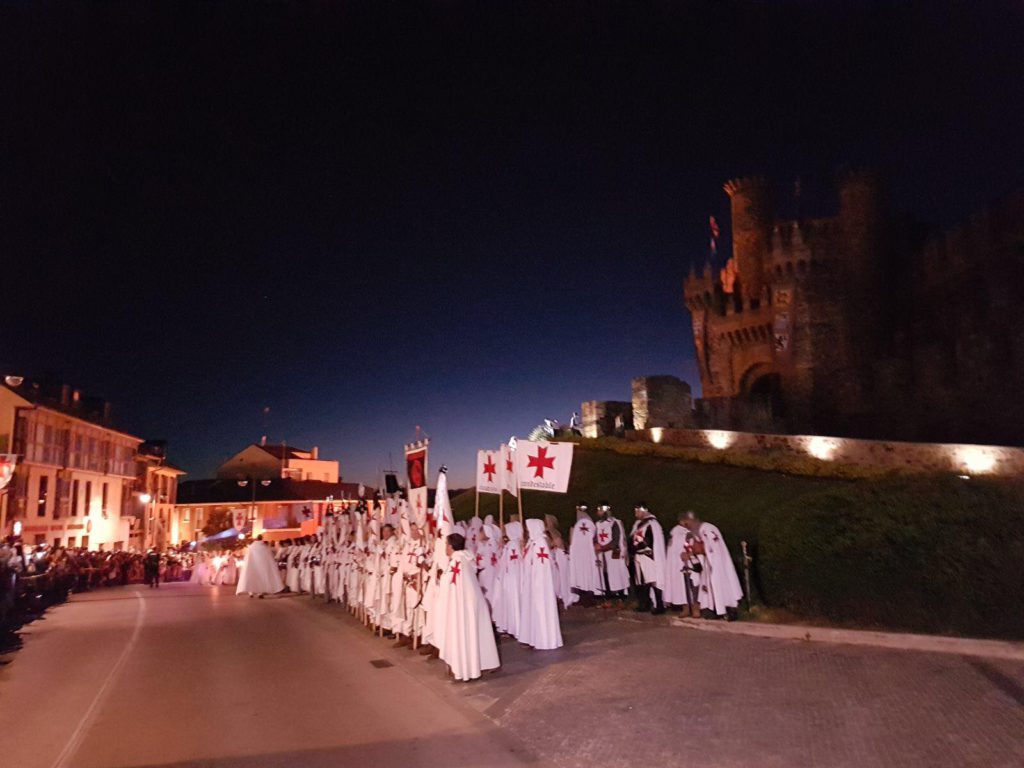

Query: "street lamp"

xmin=236 ymin=477 xmax=271 ymax=530
xmin=138 ymin=492 xmax=154 ymax=549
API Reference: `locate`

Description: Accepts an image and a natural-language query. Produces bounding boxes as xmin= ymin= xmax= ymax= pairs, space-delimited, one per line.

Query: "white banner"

xmin=515 ymin=440 xmax=574 ymax=494
xmin=501 ymin=443 xmax=518 ymax=497
xmin=476 ymin=449 xmax=501 ymax=495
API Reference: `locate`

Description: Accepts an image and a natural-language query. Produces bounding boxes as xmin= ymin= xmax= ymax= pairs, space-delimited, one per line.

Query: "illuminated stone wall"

xmin=631 ymin=376 xmax=694 ymax=430
xmin=629 ymin=427 xmax=1024 ymax=477
xmin=581 ymin=400 xmax=633 ymax=438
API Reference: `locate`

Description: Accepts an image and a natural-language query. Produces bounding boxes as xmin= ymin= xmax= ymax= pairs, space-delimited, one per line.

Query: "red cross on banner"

xmin=514 ymin=440 xmax=574 ymax=494
xmin=527 ymin=446 xmax=555 ymax=478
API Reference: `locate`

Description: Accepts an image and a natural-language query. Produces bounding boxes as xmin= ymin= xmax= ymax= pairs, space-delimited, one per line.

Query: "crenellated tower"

xmin=724 ymin=176 xmax=772 ymax=303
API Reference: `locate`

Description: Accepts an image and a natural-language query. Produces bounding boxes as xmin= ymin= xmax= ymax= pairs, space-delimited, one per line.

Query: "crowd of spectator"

xmin=0 ymin=542 xmax=197 ymax=632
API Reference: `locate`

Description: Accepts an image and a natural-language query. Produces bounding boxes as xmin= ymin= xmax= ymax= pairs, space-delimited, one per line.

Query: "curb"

xmin=669 ymin=617 xmax=1024 ymax=661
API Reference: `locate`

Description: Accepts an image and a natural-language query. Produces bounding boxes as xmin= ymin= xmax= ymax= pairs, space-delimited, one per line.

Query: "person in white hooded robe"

xmin=663 ymin=512 xmax=702 ymax=616
xmin=437 ymin=532 xmax=500 ymax=681
xmin=568 ymin=504 xmax=601 ymax=601
xmin=594 ymin=503 xmax=630 ymax=602
xmin=494 ymin=520 xmax=524 ymax=637
xmin=217 ymin=552 xmax=239 ymax=586
xmin=473 ymin=524 xmax=500 ymax=609
xmin=421 ymin=467 xmax=455 ymax=654
xmin=684 ymin=511 xmax=743 ymax=618
xmin=629 ymin=503 xmax=667 ymax=614
xmin=236 ymin=536 xmax=285 ymax=597
xmin=545 ymin=514 xmax=574 ymax=608
xmin=517 ymin=518 xmax=563 ymax=650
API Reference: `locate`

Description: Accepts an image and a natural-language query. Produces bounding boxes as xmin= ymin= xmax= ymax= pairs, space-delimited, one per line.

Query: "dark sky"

xmin=3 ymin=1 xmax=1023 ymax=487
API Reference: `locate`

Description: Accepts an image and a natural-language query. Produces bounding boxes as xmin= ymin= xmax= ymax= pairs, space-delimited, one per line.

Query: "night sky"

xmin=3 ymin=2 xmax=1023 ymax=487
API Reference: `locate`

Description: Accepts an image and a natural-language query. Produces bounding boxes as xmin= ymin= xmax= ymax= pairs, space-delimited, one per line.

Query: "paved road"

xmin=3 ymin=583 xmax=1024 ymax=768
xmin=0 ymin=584 xmax=537 ymax=768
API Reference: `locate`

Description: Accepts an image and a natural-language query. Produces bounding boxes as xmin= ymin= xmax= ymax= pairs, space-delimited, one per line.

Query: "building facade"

xmin=0 ymin=382 xmax=140 ymax=549
xmin=216 ymin=441 xmax=339 ymax=483
xmin=0 ymin=379 xmax=185 ymax=550
xmin=176 ymin=441 xmax=355 ymax=541
xmin=135 ymin=440 xmax=187 ymax=549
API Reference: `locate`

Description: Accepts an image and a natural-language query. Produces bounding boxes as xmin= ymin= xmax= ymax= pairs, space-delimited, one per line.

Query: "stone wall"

xmin=581 ymin=400 xmax=633 ymax=438
xmin=631 ymin=376 xmax=694 ymax=430
xmin=628 ymin=427 xmax=1024 ymax=477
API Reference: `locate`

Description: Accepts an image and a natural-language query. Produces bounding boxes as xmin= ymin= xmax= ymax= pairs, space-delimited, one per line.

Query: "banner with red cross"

xmin=515 ymin=440 xmax=574 ymax=494
xmin=475 ymin=449 xmax=501 ymax=495
xmin=500 ymin=443 xmax=518 ymax=498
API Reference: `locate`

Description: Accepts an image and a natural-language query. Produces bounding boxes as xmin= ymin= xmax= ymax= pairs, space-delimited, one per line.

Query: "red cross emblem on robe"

xmin=450 ymin=562 xmax=461 ymax=584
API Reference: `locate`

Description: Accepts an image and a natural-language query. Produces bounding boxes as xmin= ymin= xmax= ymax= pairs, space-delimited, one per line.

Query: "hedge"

xmin=758 ymin=475 xmax=1024 ymax=639
xmin=451 ymin=445 xmax=1024 ymax=639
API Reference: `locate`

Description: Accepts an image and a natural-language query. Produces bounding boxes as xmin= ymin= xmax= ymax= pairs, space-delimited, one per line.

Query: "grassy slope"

xmin=451 ymin=444 xmax=849 ymax=560
xmin=452 ymin=445 xmax=1024 ymax=638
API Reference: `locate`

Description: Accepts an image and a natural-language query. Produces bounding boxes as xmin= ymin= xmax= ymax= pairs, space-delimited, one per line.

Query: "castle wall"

xmin=581 ymin=400 xmax=633 ymax=438
xmin=628 ymin=427 xmax=1024 ymax=477
xmin=631 ymin=376 xmax=693 ymax=429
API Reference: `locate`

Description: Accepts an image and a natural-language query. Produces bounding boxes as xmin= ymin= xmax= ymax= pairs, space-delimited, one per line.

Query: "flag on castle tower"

xmin=709 ymin=215 xmax=720 ymax=254
xmin=515 ymin=440 xmax=574 ymax=494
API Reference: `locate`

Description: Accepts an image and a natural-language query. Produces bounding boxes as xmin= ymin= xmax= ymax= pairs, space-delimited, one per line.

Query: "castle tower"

xmin=724 ymin=177 xmax=771 ymax=302
xmin=838 ymin=168 xmax=883 ymax=279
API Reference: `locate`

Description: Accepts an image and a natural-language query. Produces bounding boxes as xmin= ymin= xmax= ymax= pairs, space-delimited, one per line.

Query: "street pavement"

xmin=2 ymin=583 xmax=1023 ymax=768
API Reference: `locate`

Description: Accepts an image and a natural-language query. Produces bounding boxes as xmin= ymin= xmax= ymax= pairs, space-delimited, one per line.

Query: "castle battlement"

xmin=682 ymin=170 xmax=1024 ymax=447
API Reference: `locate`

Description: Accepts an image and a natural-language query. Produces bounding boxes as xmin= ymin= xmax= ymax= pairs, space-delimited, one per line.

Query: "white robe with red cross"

xmin=516 ymin=519 xmax=563 ymax=650
xmin=438 ymin=549 xmax=500 ymax=681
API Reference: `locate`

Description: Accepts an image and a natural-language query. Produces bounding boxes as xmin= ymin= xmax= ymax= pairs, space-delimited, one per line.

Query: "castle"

xmin=682 ymin=172 xmax=1024 ymax=446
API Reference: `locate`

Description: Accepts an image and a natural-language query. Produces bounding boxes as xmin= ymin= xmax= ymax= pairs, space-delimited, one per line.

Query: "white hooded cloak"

xmin=517 ymin=518 xmax=563 ymax=650
xmin=438 ymin=548 xmax=500 ymax=681
xmin=697 ymin=522 xmax=744 ymax=615
xmin=568 ymin=513 xmax=601 ymax=595
xmin=236 ymin=541 xmax=285 ymax=596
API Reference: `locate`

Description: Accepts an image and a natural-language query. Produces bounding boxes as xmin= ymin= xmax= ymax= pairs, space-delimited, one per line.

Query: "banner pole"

xmin=499 ymin=491 xmax=504 ymax=530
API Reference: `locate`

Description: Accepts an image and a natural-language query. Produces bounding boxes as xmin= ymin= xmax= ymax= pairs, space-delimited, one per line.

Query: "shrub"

xmin=759 ymin=475 xmax=1024 ymax=638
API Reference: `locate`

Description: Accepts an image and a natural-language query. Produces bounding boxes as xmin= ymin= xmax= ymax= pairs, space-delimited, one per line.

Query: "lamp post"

xmin=236 ymin=477 xmax=272 ymax=533
xmin=139 ymin=492 xmax=153 ymax=549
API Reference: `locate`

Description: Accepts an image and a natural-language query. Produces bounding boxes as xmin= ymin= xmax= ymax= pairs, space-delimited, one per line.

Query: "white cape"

xmin=568 ymin=516 xmax=601 ymax=594
xmin=663 ymin=524 xmax=697 ymax=605
xmin=517 ymin=519 xmax=563 ymax=650
xmin=698 ymin=522 xmax=744 ymax=615
xmin=438 ymin=549 xmax=500 ymax=681
xmin=236 ymin=541 xmax=285 ymax=596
